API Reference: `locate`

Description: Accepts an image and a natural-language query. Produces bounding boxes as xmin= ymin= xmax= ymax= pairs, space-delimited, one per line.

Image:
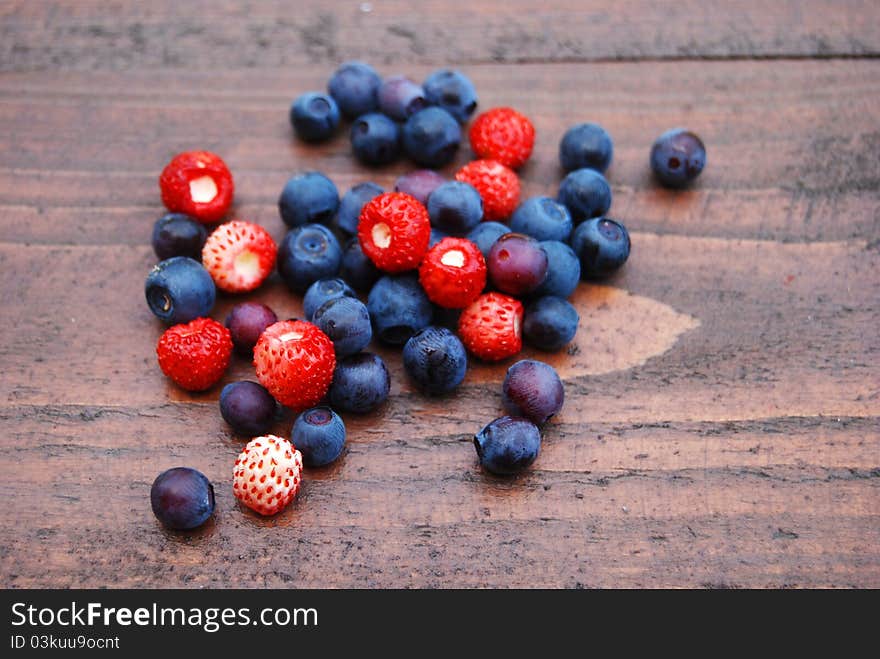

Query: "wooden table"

xmin=1 ymin=1 xmax=878 ymax=588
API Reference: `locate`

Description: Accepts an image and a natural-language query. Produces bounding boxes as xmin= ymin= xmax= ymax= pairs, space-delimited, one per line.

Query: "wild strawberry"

xmin=469 ymin=107 xmax=535 ymax=169
xmin=233 ymin=435 xmax=303 ymax=516
xmin=253 ymin=320 xmax=336 ymax=412
xmin=455 ymin=159 xmax=520 ymax=221
xmin=457 ymin=292 xmax=524 ymax=362
xmin=159 ymin=151 xmax=234 ymax=224
xmin=201 ymin=220 xmax=277 ymax=293
xmin=156 ymin=317 xmax=233 ymax=391
xmin=419 ymin=237 xmax=486 ymax=309
xmin=357 ymin=192 xmax=430 ymax=273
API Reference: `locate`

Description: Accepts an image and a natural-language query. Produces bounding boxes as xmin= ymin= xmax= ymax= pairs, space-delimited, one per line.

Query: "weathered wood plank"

xmin=2 ymin=0 xmax=878 ymax=71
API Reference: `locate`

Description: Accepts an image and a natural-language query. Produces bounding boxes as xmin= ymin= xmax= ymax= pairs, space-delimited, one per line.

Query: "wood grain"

xmin=2 ymin=0 xmax=879 ymax=71
xmin=0 ymin=1 xmax=878 ymax=589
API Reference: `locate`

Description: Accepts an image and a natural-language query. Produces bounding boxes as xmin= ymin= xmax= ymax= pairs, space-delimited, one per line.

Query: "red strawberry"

xmin=457 ymin=292 xmax=524 ymax=362
xmin=357 ymin=192 xmax=430 ymax=273
xmin=455 ymin=159 xmax=520 ymax=221
xmin=201 ymin=220 xmax=277 ymax=293
xmin=419 ymin=237 xmax=487 ymax=309
xmin=469 ymin=107 xmax=535 ymax=169
xmin=159 ymin=150 xmax=234 ymax=224
xmin=233 ymin=435 xmax=303 ymax=516
xmin=253 ymin=320 xmax=336 ymax=412
xmin=156 ymin=317 xmax=233 ymax=391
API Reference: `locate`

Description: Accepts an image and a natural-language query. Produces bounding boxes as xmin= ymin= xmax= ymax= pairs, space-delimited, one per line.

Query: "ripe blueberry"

xmin=151 ymin=212 xmax=207 ymax=261
xmin=510 ymin=196 xmax=573 ymax=243
xmin=534 ymin=240 xmax=580 ymax=299
xmin=290 ymin=91 xmax=340 ymax=142
xmin=570 ymin=217 xmax=630 ymax=279
xmin=327 ymin=61 xmax=382 ymax=119
xmin=312 ymin=296 xmax=373 ymax=358
xmin=650 ymin=128 xmax=706 ymax=187
xmin=423 ymin=69 xmax=478 ymax=123
xmin=278 ymin=172 xmax=340 ymax=228
xmin=219 ymin=380 xmax=278 ymax=436
xmin=402 ymin=107 xmax=462 ymax=168
xmin=467 ymin=221 xmax=511 ymax=260
xmin=145 ymin=256 xmax=216 ymax=325
xmin=351 ymin=113 xmax=401 ymax=166
xmin=474 ymin=416 xmax=541 ymax=476
xmin=337 ymin=182 xmax=383 ymax=235
xmin=378 ymin=75 xmax=429 ymax=120
xmin=277 ymin=223 xmax=342 ymax=293
xmin=303 ymin=277 xmax=356 ymax=321
xmin=559 ymin=122 xmax=613 ymax=173
xmin=150 ymin=467 xmax=215 ymax=531
xmin=292 ymin=406 xmax=346 ymax=467
xmin=557 ymin=168 xmax=612 ymax=223
xmin=329 ymin=352 xmax=391 ymax=414
xmin=403 ymin=326 xmax=468 ymax=395
xmin=523 ymin=296 xmax=579 ymax=351
xmin=367 ymin=273 xmax=433 ymax=345
xmin=427 ymin=181 xmax=483 ymax=235
xmin=341 ymin=238 xmax=380 ymax=293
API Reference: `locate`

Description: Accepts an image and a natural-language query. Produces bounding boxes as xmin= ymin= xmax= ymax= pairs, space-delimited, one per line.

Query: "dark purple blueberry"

xmin=219 ymin=380 xmax=278 ymax=436
xmin=557 ymin=168 xmax=612 ymax=223
xmin=145 ymin=256 xmax=215 ymax=325
xmin=502 ymin=359 xmax=564 ymax=425
xmin=534 ymin=241 xmax=580 ymax=299
xmin=292 ymin=406 xmax=346 ymax=467
xmin=337 ymin=182 xmax=383 ymax=235
xmin=151 ymin=212 xmax=207 ymax=261
xmin=277 ymin=223 xmax=342 ymax=293
xmin=523 ymin=296 xmax=579 ymax=351
xmin=487 ymin=232 xmax=549 ymax=296
xmin=423 ymin=69 xmax=478 ymax=124
xmin=402 ymin=326 xmax=467 ymax=395
xmin=225 ymin=301 xmax=278 ymax=356
xmin=312 ymin=296 xmax=372 ymax=358
xmin=394 ymin=169 xmax=446 ymax=205
xmin=570 ymin=217 xmax=630 ymax=279
xmin=467 ymin=221 xmax=511 ymax=260
xmin=378 ymin=75 xmax=429 ymax=120
xmin=278 ymin=172 xmax=340 ymax=228
xmin=510 ymin=196 xmax=573 ymax=243
xmin=366 ymin=274 xmax=433 ymax=345
xmin=351 ymin=113 xmax=401 ymax=166
xmin=650 ymin=128 xmax=706 ymax=187
xmin=402 ymin=107 xmax=462 ymax=168
xmin=328 ymin=352 xmax=390 ymax=414
xmin=341 ymin=238 xmax=380 ymax=292
xmin=427 ymin=181 xmax=483 ymax=235
xmin=559 ymin=122 xmax=613 ymax=173
xmin=290 ymin=91 xmax=340 ymax=142
xmin=150 ymin=467 xmax=215 ymax=531
xmin=474 ymin=416 xmax=541 ymax=476
xmin=327 ymin=61 xmax=381 ymax=119
xmin=303 ymin=277 xmax=356 ymax=321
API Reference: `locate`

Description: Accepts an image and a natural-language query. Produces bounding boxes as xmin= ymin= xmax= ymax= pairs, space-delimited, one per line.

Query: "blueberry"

xmin=219 ymin=381 xmax=278 ymax=436
xmin=427 ymin=181 xmax=483 ymax=235
xmin=292 ymin=406 xmax=346 ymax=467
xmin=570 ymin=217 xmax=630 ymax=279
xmin=394 ymin=169 xmax=446 ymax=205
xmin=145 ymin=256 xmax=216 ymax=325
xmin=151 ymin=212 xmax=207 ymax=261
xmin=467 ymin=221 xmax=511 ymax=260
xmin=378 ymin=75 xmax=429 ymax=120
xmin=423 ymin=69 xmax=478 ymax=123
xmin=510 ymin=196 xmax=573 ymax=243
xmin=150 ymin=467 xmax=215 ymax=531
xmin=557 ymin=168 xmax=612 ymax=223
xmin=329 ymin=352 xmax=390 ymax=414
xmin=312 ymin=296 xmax=372 ymax=358
xmin=341 ymin=238 xmax=380 ymax=292
xmin=278 ymin=172 xmax=340 ymax=228
xmin=350 ymin=113 xmax=401 ymax=166
xmin=650 ymin=128 xmax=706 ymax=187
xmin=429 ymin=227 xmax=449 ymax=248
xmin=523 ymin=296 xmax=579 ymax=351
xmin=487 ymin=232 xmax=548 ymax=296
xmin=559 ymin=123 xmax=613 ymax=173
xmin=290 ymin=91 xmax=340 ymax=142
xmin=225 ymin=301 xmax=278 ymax=356
xmin=337 ymin=182 xmax=383 ymax=235
xmin=534 ymin=240 xmax=580 ymax=298
xmin=277 ymin=223 xmax=342 ymax=293
xmin=367 ymin=274 xmax=433 ymax=345
xmin=403 ymin=326 xmax=468 ymax=395
xmin=402 ymin=107 xmax=462 ymax=168
xmin=303 ymin=277 xmax=356 ymax=321
xmin=327 ymin=61 xmax=382 ymax=119
xmin=474 ymin=416 xmax=541 ymax=476
xmin=502 ymin=359 xmax=564 ymax=425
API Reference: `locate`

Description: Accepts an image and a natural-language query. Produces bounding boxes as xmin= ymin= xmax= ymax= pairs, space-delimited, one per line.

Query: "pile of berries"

xmin=146 ymin=62 xmax=706 ymax=530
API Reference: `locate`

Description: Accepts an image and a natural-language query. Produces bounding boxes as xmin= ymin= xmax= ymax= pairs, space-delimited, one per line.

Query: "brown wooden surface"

xmin=1 ymin=1 xmax=878 ymax=588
